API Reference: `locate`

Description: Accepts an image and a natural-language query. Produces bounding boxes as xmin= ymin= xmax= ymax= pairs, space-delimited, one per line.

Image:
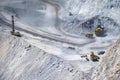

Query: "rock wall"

xmin=93 ymin=39 xmax=120 ymax=80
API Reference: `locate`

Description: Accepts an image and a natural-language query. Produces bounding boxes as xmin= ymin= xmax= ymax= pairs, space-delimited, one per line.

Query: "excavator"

xmin=90 ymin=51 xmax=100 ymax=61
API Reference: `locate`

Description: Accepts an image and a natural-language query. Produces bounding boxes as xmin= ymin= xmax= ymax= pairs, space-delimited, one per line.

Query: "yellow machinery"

xmin=85 ymin=32 xmax=93 ymax=38
xmin=11 ymin=15 xmax=21 ymax=37
xmin=11 ymin=31 xmax=21 ymax=37
xmin=95 ymin=25 xmax=104 ymax=36
xmin=90 ymin=51 xmax=100 ymax=61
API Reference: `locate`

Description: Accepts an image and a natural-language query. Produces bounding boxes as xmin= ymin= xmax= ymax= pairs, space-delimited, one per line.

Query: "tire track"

xmin=0 ymin=16 xmax=95 ymax=46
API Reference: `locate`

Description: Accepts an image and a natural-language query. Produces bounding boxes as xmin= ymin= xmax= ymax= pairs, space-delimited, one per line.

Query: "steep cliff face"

xmin=93 ymin=39 xmax=120 ymax=80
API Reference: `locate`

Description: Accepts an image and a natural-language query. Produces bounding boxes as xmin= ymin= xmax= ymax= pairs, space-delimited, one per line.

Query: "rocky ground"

xmin=92 ymin=39 xmax=120 ymax=80
xmin=0 ymin=28 xmax=93 ymax=80
xmin=0 ymin=0 xmax=120 ymax=80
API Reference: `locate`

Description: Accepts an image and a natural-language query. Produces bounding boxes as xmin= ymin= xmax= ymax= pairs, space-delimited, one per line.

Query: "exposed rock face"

xmin=93 ymin=39 xmax=120 ymax=80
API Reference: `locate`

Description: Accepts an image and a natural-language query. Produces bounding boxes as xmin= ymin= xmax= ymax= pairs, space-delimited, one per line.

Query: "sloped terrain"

xmin=0 ymin=31 xmax=93 ymax=80
xmin=92 ymin=39 xmax=120 ymax=80
xmin=0 ymin=0 xmax=120 ymax=80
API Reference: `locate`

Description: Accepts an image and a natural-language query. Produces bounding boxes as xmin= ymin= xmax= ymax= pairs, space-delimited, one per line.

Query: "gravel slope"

xmin=0 ymin=31 xmax=93 ymax=80
xmin=92 ymin=39 xmax=120 ymax=80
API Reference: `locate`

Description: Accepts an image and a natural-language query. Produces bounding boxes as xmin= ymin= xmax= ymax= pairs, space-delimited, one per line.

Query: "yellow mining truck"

xmin=85 ymin=32 xmax=93 ymax=38
xmin=95 ymin=25 xmax=104 ymax=36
